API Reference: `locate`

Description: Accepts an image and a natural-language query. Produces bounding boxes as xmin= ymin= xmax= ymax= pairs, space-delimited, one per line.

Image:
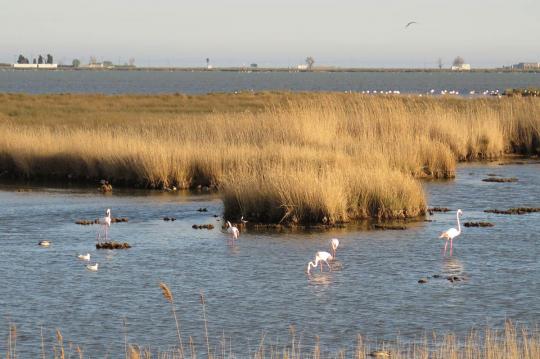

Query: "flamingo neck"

xmin=456 ymin=212 xmax=461 ymax=234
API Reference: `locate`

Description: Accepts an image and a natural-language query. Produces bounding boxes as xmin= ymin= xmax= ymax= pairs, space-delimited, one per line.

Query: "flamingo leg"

xmin=320 ymin=262 xmax=323 ymax=272
xmin=326 ymin=260 xmax=332 ymax=272
xmin=444 ymin=240 xmax=448 ymax=255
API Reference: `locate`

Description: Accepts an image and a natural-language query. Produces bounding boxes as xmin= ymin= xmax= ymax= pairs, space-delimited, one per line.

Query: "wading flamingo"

xmin=77 ymin=253 xmax=91 ymax=261
xmin=306 ymin=251 xmax=333 ymax=275
xmin=97 ymin=209 xmax=112 ymax=242
xmin=330 ymin=238 xmax=340 ymax=259
xmin=439 ymin=209 xmax=463 ymax=255
xmin=226 ymin=221 xmax=239 ymax=244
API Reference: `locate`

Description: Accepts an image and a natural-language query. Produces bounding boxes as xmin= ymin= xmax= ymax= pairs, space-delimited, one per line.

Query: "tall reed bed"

xmin=1 ymin=93 xmax=539 ymax=223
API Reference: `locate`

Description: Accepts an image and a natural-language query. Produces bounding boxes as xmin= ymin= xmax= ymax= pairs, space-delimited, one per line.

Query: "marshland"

xmin=0 ymin=91 xmax=539 ymax=358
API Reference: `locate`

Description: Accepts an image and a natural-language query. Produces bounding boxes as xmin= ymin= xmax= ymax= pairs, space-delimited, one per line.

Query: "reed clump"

xmin=1 ymin=93 xmax=539 ymax=224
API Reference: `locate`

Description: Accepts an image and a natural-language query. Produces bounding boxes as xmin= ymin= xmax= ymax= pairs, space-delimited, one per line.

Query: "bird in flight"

xmin=405 ymin=21 xmax=418 ymax=28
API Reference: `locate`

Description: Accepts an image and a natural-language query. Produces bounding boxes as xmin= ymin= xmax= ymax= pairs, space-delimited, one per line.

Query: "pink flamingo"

xmin=97 ymin=208 xmax=111 ymax=242
xmin=330 ymin=238 xmax=340 ymax=259
xmin=226 ymin=221 xmax=239 ymax=244
xmin=306 ymin=251 xmax=333 ymax=275
xmin=439 ymin=209 xmax=463 ymax=255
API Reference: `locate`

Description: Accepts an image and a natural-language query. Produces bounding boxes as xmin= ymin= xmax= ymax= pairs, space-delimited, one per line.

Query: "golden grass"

xmin=1 ymin=93 xmax=539 ymax=223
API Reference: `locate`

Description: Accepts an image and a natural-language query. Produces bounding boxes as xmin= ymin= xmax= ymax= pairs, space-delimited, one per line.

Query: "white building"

xmin=297 ymin=64 xmax=308 ymax=70
xmin=451 ymin=64 xmax=471 ymax=71
xmin=13 ymin=63 xmax=58 ymax=69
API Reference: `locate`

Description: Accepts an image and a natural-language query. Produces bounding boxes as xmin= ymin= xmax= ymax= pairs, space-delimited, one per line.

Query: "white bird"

xmin=226 ymin=221 xmax=240 ymax=243
xmin=86 ymin=263 xmax=99 ymax=271
xmin=306 ymin=251 xmax=333 ymax=274
xmin=330 ymin=238 xmax=340 ymax=259
xmin=240 ymin=216 xmax=248 ymax=225
xmin=439 ymin=209 xmax=463 ymax=255
xmin=38 ymin=240 xmax=51 ymax=247
xmin=97 ymin=208 xmax=112 ymax=242
xmin=77 ymin=253 xmax=91 ymax=261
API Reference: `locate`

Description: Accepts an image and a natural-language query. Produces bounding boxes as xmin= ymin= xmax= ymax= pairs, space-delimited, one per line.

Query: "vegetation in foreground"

xmin=0 ymin=93 xmax=539 ymax=224
xmin=3 ymin=283 xmax=539 ymax=358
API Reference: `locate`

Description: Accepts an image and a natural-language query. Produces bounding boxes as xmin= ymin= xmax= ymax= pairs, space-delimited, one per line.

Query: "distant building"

xmin=13 ymin=63 xmax=57 ymax=69
xmin=511 ymin=62 xmax=540 ymax=70
xmin=250 ymin=63 xmax=258 ymax=68
xmin=297 ymin=64 xmax=308 ymax=70
xmin=451 ymin=63 xmax=471 ymax=71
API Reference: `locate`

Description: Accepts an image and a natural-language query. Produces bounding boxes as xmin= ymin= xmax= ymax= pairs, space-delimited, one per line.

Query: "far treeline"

xmin=0 ymin=92 xmax=539 ymax=225
xmin=17 ymin=54 xmax=54 ymax=65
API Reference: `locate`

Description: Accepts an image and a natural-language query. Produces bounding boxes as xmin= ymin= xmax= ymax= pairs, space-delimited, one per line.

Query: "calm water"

xmin=1 ymin=69 xmax=540 ymax=94
xmin=0 ymin=163 xmax=539 ymax=357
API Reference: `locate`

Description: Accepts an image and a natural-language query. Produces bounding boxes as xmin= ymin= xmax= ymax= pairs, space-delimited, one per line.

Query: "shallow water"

xmin=0 ymin=163 xmax=539 ymax=357
xmin=1 ymin=69 xmax=540 ymax=94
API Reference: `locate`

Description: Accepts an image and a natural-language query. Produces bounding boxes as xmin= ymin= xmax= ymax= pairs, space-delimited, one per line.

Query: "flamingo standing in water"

xmin=97 ymin=209 xmax=112 ymax=242
xmin=439 ymin=209 xmax=463 ymax=255
xmin=226 ymin=221 xmax=239 ymax=244
xmin=330 ymin=238 xmax=339 ymax=259
xmin=306 ymin=251 xmax=333 ymax=274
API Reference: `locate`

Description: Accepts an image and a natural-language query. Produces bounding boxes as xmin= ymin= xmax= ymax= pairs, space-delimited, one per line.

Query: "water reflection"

xmin=442 ymin=256 xmax=464 ymax=276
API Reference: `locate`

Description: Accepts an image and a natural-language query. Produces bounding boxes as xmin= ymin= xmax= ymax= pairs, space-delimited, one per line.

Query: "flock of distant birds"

xmin=351 ymin=89 xmax=502 ymax=97
xmin=38 ymin=208 xmax=464 ymax=275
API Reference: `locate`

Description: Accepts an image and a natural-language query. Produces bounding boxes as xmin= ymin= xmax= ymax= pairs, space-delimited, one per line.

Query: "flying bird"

xmin=405 ymin=21 xmax=418 ymax=28
xmin=439 ymin=209 xmax=463 ymax=255
xmin=306 ymin=251 xmax=333 ymax=275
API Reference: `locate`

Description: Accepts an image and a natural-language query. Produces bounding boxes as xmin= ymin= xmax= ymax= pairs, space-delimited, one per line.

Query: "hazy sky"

xmin=2 ymin=0 xmax=539 ymax=67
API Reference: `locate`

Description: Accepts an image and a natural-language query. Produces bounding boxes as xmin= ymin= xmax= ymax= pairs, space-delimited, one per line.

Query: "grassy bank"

xmin=1 ymin=93 xmax=539 ymax=224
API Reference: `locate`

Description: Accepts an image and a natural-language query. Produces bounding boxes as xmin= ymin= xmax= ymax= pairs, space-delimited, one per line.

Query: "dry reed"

xmin=1 ymin=93 xmax=539 ymax=224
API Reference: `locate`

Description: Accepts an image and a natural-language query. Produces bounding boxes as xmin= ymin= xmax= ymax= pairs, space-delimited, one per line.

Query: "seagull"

xmin=405 ymin=21 xmax=418 ymax=28
xmin=38 ymin=240 xmax=52 ymax=247
xmin=86 ymin=263 xmax=99 ymax=272
xmin=77 ymin=253 xmax=91 ymax=261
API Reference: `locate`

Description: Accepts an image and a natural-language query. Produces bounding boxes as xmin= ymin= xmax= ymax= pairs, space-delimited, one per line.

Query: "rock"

xmin=418 ymin=278 xmax=428 ymax=284
xmin=111 ymin=217 xmax=128 ymax=223
xmin=464 ymin=222 xmax=494 ymax=227
xmin=428 ymin=207 xmax=450 ymax=213
xmin=192 ymin=224 xmax=214 ymax=230
xmin=485 ymin=207 xmax=540 ymax=215
xmin=164 ymin=217 xmax=170 ymax=221
xmin=197 ymin=208 xmax=208 ymax=212
xmin=96 ymin=241 xmax=131 ymax=250
xmin=373 ymin=224 xmax=407 ymax=230
xmin=369 ymin=350 xmax=390 ymax=358
xmin=482 ymin=177 xmax=518 ymax=183
xmin=432 ymin=274 xmax=441 ymax=278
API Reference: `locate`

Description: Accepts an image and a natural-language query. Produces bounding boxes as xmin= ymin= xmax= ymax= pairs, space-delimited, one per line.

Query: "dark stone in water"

xmin=428 ymin=207 xmax=450 ymax=215
xmin=192 ymin=224 xmax=214 ymax=230
xmin=433 ymin=274 xmax=441 ymax=278
xmin=372 ymin=223 xmax=407 ymax=230
xmin=485 ymin=207 xmax=540 ymax=215
xmin=197 ymin=208 xmax=208 ymax=212
xmin=482 ymin=177 xmax=518 ymax=183
xmin=163 ymin=217 xmax=176 ymax=221
xmin=369 ymin=350 xmax=390 ymax=358
xmin=418 ymin=278 xmax=428 ymax=284
xmin=96 ymin=241 xmax=131 ymax=250
xmin=464 ymin=222 xmax=494 ymax=227
xmin=76 ymin=217 xmax=128 ymax=225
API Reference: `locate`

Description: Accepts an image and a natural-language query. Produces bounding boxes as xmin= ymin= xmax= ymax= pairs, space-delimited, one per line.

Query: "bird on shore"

xmin=86 ymin=263 xmax=99 ymax=272
xmin=405 ymin=21 xmax=418 ymax=28
xmin=306 ymin=251 xmax=333 ymax=275
xmin=38 ymin=240 xmax=51 ymax=247
xmin=330 ymin=238 xmax=340 ymax=259
xmin=226 ymin=221 xmax=240 ymax=244
xmin=77 ymin=253 xmax=91 ymax=261
xmin=241 ymin=216 xmax=248 ymax=225
xmin=439 ymin=209 xmax=463 ymax=255
xmin=97 ymin=208 xmax=112 ymax=242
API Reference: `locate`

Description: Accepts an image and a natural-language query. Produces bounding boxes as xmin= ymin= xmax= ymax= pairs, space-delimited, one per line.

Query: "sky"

xmin=2 ymin=0 xmax=539 ymax=68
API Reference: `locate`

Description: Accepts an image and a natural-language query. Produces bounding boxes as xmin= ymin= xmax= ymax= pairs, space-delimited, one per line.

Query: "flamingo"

xmin=97 ymin=209 xmax=112 ymax=242
xmin=306 ymin=251 xmax=333 ymax=275
xmin=330 ymin=238 xmax=340 ymax=259
xmin=77 ymin=253 xmax=91 ymax=261
xmin=226 ymin=221 xmax=239 ymax=243
xmin=86 ymin=263 xmax=99 ymax=272
xmin=439 ymin=209 xmax=463 ymax=255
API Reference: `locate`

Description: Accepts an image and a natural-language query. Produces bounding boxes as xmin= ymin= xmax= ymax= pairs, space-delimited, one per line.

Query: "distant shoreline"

xmin=1 ymin=64 xmax=539 ymax=73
